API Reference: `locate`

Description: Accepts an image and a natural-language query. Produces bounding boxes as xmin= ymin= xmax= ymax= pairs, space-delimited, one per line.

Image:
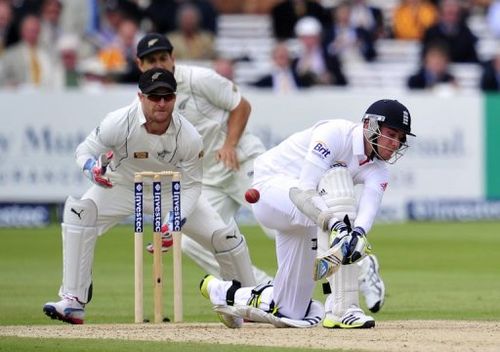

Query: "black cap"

xmin=139 ymin=68 xmax=177 ymax=94
xmin=364 ymin=99 xmax=415 ymax=137
xmin=136 ymin=33 xmax=173 ymax=59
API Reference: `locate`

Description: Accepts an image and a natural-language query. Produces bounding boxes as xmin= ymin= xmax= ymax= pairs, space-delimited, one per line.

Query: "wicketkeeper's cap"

xmin=139 ymin=68 xmax=177 ymax=94
xmin=136 ymin=33 xmax=173 ymax=59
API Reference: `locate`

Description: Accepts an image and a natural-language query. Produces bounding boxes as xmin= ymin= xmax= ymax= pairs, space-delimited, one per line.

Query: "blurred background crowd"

xmin=0 ymin=0 xmax=499 ymax=93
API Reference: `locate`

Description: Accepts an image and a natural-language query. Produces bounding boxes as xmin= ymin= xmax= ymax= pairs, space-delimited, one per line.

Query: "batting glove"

xmin=330 ymin=220 xmax=350 ymax=245
xmin=312 ymin=220 xmax=351 ymax=281
xmin=83 ymin=151 xmax=113 ymax=188
xmin=341 ymin=227 xmax=372 ymax=265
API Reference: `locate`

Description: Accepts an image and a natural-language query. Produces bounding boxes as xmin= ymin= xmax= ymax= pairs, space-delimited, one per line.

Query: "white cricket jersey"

xmin=174 ymin=65 xmax=265 ymax=184
xmin=254 ymin=119 xmax=389 ymax=233
xmin=75 ymin=100 xmax=204 ymax=218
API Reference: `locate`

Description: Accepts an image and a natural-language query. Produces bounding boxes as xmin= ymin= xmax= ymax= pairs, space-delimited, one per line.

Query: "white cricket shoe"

xmin=43 ymin=297 xmax=85 ymax=324
xmin=323 ymin=306 xmax=375 ymax=329
xmin=199 ymin=275 xmax=243 ymax=329
xmin=358 ymin=254 xmax=385 ymax=313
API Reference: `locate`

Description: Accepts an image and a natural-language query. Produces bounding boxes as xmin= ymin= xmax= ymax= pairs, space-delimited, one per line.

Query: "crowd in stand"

xmin=0 ymin=0 xmax=498 ymax=92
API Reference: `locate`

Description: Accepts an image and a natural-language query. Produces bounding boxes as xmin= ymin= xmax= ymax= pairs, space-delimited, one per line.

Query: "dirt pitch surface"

xmin=1 ymin=321 xmax=499 ymax=351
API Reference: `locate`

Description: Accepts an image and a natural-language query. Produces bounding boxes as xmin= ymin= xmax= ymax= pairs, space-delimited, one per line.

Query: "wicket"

xmin=134 ymin=171 xmax=182 ymax=323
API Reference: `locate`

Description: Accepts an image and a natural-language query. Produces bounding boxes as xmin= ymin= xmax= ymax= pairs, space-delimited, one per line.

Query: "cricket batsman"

xmin=199 ymin=99 xmax=416 ymax=328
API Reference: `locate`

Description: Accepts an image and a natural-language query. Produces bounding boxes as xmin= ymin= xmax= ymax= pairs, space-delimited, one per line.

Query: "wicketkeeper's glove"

xmin=146 ymin=211 xmax=186 ymax=254
xmin=83 ymin=151 xmax=113 ymax=188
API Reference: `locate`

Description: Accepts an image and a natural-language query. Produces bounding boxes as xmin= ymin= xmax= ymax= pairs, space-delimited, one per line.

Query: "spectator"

xmin=6 ymin=0 xmax=41 ymax=45
xmin=407 ymin=44 xmax=456 ymax=89
xmin=55 ymin=33 xmax=81 ymax=88
xmin=271 ymin=0 xmax=329 ymax=40
xmin=392 ymin=0 xmax=439 ymax=40
xmin=349 ymin=0 xmax=386 ymax=39
xmin=0 ymin=1 xmax=16 ymax=55
xmin=97 ymin=18 xmax=142 ymax=83
xmin=252 ymin=42 xmax=306 ymax=92
xmin=213 ymin=56 xmax=234 ymax=80
xmin=38 ymin=0 xmax=63 ymax=53
xmin=77 ymin=56 xmax=112 ymax=91
xmin=0 ymin=15 xmax=55 ymax=88
xmin=58 ymin=0 xmax=91 ymax=38
xmin=167 ymin=3 xmax=215 ymax=60
xmin=87 ymin=0 xmax=133 ymax=50
xmin=324 ymin=1 xmax=377 ymax=63
xmin=294 ymin=16 xmax=347 ymax=86
xmin=146 ymin=0 xmax=218 ymax=34
xmin=421 ymin=0 xmax=479 ymax=63
xmin=480 ymin=52 xmax=500 ymax=91
xmin=487 ymin=0 xmax=500 ymax=38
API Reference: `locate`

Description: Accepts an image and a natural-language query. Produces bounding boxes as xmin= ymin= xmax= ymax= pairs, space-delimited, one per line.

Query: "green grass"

xmin=0 ymin=337 xmax=332 ymax=352
xmin=0 ymin=222 xmax=499 ymax=350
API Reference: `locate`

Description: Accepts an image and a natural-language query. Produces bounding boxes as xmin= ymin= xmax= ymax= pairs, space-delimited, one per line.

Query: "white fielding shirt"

xmin=174 ymin=65 xmax=266 ymax=184
xmin=254 ymin=119 xmax=389 ymax=233
xmin=75 ymin=100 xmax=204 ymax=218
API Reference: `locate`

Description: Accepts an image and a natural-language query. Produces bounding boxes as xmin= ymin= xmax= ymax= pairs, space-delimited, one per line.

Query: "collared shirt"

xmin=254 ymin=119 xmax=389 ymax=233
xmin=75 ymin=99 xmax=203 ymax=218
xmin=174 ymin=65 xmax=266 ymax=184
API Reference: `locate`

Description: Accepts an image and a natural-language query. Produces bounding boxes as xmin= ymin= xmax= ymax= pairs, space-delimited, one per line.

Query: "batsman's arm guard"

xmin=317 ymin=163 xmax=357 ymax=221
xmin=289 ymin=187 xmax=337 ymax=231
xmin=290 ymin=164 xmax=358 ymax=232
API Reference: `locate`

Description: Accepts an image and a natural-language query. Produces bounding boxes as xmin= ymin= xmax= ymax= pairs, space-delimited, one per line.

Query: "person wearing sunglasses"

xmin=43 ymin=67 xmax=218 ymax=324
xmin=44 ymin=64 xmax=261 ymax=323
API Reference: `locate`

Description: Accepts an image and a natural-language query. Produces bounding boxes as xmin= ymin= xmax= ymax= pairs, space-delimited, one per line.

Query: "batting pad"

xmin=60 ymin=196 xmax=98 ymax=304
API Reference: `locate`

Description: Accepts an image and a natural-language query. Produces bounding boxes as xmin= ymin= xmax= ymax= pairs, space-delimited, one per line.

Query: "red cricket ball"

xmin=245 ymin=188 xmax=260 ymax=204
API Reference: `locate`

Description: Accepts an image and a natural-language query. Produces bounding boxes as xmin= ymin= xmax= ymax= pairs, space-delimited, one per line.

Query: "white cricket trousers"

xmin=251 ymin=175 xmax=317 ymax=320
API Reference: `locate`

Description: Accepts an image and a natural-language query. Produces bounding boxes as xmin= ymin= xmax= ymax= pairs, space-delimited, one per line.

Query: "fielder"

xmin=200 ymin=99 xmax=416 ymax=328
xmin=134 ymin=33 xmax=273 ymax=284
xmin=43 ymin=68 xmax=257 ymax=324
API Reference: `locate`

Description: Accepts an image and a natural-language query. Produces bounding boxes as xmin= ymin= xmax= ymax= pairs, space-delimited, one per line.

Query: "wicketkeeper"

xmin=200 ymin=99 xmax=416 ymax=328
xmin=43 ymin=68 xmax=257 ymax=324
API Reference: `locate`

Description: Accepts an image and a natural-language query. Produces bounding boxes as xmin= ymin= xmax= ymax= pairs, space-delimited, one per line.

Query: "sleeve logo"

xmin=312 ymin=141 xmax=331 ymax=159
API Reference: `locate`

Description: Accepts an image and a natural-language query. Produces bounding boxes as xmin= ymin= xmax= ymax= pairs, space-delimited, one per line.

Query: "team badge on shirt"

xmin=198 ymin=150 xmax=204 ymax=159
xmin=311 ymin=141 xmax=331 ymax=159
xmin=134 ymin=152 xmax=149 ymax=159
xmin=380 ymin=182 xmax=388 ymax=191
